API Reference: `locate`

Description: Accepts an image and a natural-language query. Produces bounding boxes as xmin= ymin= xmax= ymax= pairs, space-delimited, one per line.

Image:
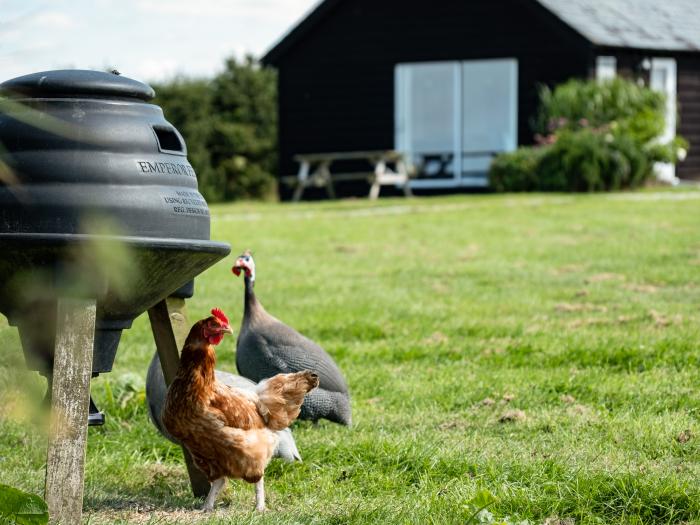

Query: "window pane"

xmin=461 ymin=59 xmax=517 ymax=154
xmin=461 ymin=59 xmax=517 ymax=179
xmin=395 ymin=62 xmax=457 ymax=179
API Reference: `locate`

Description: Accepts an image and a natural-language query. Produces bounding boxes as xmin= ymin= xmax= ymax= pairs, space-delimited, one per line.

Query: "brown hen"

xmin=162 ymin=308 xmax=319 ymax=511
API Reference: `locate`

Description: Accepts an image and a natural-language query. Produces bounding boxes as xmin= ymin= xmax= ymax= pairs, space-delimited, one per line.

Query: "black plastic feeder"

xmin=0 ymin=70 xmax=229 ymax=522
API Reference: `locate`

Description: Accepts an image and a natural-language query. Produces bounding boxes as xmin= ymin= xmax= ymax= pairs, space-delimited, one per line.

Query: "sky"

xmin=0 ymin=0 xmax=319 ymax=84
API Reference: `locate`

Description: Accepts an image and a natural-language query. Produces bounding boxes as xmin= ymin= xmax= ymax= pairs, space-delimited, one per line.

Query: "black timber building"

xmin=263 ymin=0 xmax=700 ymax=196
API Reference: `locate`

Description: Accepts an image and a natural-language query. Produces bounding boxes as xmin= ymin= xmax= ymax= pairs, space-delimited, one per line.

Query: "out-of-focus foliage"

xmin=534 ymin=78 xmax=666 ymax=143
xmin=489 ymin=147 xmax=547 ymax=193
xmin=0 ymin=484 xmax=48 ymax=525
xmin=491 ymin=78 xmax=688 ymax=192
xmin=152 ymin=55 xmax=277 ymax=201
xmin=535 ymin=128 xmax=652 ymax=192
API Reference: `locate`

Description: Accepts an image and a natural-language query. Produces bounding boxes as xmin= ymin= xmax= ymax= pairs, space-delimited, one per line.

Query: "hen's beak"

xmin=223 ymin=325 xmax=234 ymax=335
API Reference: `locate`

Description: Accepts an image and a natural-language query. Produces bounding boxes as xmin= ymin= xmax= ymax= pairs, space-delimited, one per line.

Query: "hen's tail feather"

xmin=255 ymin=371 xmax=319 ymax=431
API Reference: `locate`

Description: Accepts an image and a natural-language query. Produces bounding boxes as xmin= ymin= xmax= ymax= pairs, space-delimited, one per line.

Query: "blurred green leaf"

xmin=465 ymin=489 xmax=498 ymax=524
xmin=469 ymin=489 xmax=498 ymax=509
xmin=0 ymin=484 xmax=48 ymax=525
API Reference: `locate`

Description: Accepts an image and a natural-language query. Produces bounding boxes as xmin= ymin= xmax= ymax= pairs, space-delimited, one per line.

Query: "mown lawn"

xmin=1 ymin=190 xmax=700 ymax=524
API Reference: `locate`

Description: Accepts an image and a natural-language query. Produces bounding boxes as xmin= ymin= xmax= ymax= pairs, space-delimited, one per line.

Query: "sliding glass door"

xmin=395 ymin=59 xmax=518 ymax=188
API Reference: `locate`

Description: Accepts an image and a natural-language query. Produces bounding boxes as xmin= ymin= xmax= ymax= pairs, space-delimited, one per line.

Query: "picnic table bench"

xmin=284 ymin=150 xmax=413 ymax=201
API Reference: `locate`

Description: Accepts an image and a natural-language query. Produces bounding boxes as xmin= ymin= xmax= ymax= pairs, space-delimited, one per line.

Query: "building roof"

xmin=537 ymin=0 xmax=700 ymax=52
xmin=263 ymin=0 xmax=339 ymax=64
xmin=262 ymin=0 xmax=700 ymax=64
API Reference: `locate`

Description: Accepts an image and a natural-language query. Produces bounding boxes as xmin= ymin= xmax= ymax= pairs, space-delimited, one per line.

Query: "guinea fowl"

xmin=146 ymin=351 xmax=302 ymax=462
xmin=232 ymin=251 xmax=352 ymax=426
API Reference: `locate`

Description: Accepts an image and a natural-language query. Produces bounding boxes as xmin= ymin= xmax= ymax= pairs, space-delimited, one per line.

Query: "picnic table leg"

xmin=292 ymin=161 xmax=310 ymax=202
xmin=319 ymin=162 xmax=336 ymax=199
xmin=45 ymin=298 xmax=96 ymax=525
xmin=368 ymin=159 xmax=384 ymax=200
xmin=397 ymin=159 xmax=413 ymax=197
xmin=148 ymin=297 xmax=211 ymax=498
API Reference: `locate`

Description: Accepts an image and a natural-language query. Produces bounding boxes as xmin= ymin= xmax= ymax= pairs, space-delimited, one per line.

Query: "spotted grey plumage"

xmin=233 ymin=252 xmax=352 ymax=426
xmin=145 ymin=351 xmax=302 ymax=462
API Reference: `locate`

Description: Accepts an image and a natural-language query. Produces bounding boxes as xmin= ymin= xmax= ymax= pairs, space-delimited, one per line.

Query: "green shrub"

xmin=218 ymin=156 xmax=278 ymax=200
xmin=535 ymin=78 xmax=665 ymax=143
xmin=209 ymin=55 xmax=277 ymax=201
xmin=536 ymin=129 xmax=651 ymax=191
xmin=490 ymin=78 xmax=688 ymax=192
xmin=489 ymin=147 xmax=547 ymax=192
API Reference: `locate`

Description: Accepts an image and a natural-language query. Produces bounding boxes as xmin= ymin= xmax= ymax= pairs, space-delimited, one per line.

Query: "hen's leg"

xmin=201 ymin=477 xmax=226 ymax=512
xmin=255 ymin=477 xmax=266 ymax=512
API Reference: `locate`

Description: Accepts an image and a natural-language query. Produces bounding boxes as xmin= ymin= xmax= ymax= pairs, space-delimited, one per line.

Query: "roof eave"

xmin=262 ymin=0 xmax=342 ymax=65
xmin=262 ymin=0 xmax=700 ymax=66
xmin=591 ymin=41 xmax=700 ymax=54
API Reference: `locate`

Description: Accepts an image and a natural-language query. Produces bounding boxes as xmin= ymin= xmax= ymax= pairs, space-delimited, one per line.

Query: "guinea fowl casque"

xmin=232 ymin=251 xmax=352 ymax=426
xmin=146 ymin=351 xmax=302 ymax=462
xmin=161 ymin=308 xmax=319 ymax=511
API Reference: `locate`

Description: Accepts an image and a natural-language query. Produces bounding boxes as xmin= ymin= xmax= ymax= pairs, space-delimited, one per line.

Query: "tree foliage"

xmin=152 ymin=56 xmax=277 ymax=201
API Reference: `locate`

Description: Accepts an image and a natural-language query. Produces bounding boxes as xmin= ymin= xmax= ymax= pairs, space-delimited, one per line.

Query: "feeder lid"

xmin=0 ymin=69 xmax=155 ymax=101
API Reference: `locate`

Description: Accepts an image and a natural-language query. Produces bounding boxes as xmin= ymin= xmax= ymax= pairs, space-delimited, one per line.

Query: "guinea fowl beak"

xmin=232 ymin=260 xmax=253 ymax=278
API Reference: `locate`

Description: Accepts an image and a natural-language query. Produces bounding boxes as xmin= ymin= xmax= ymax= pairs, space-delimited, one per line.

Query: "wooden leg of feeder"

xmin=148 ymin=297 xmax=211 ymax=498
xmin=45 ymin=298 xmax=96 ymax=525
xmin=147 ymin=299 xmax=181 ymax=384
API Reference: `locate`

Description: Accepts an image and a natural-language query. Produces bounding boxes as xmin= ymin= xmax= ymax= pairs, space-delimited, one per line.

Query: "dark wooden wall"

xmin=677 ymin=56 xmax=700 ymax=180
xmin=271 ymin=0 xmax=593 ymax=194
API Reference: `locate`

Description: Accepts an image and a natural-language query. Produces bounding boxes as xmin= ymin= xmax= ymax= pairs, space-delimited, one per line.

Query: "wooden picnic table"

xmin=287 ymin=150 xmax=413 ymax=201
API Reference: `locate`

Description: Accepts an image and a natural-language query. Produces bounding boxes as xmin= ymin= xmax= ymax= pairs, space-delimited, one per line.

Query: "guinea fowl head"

xmin=232 ymin=250 xmax=256 ymax=282
xmin=201 ymin=308 xmax=234 ymax=345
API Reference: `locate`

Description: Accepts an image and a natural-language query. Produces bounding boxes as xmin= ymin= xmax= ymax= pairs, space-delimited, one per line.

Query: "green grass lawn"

xmin=2 ymin=191 xmax=700 ymax=524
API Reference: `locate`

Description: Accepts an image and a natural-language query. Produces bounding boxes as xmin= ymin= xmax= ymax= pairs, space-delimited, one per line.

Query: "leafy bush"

xmin=534 ymin=78 xmax=666 ymax=143
xmin=490 ymin=78 xmax=688 ymax=192
xmin=536 ymin=128 xmax=651 ymax=191
xmin=489 ymin=147 xmax=547 ymax=192
xmin=152 ymin=55 xmax=277 ymax=202
xmin=209 ymin=56 xmax=277 ymax=200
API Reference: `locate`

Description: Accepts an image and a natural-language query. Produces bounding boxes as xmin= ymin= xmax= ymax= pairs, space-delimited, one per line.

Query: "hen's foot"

xmin=201 ymin=478 xmax=226 ymax=512
xmin=254 ymin=478 xmax=266 ymax=512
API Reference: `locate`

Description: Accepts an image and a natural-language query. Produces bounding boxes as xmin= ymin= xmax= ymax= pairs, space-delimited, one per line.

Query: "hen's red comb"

xmin=211 ymin=308 xmax=229 ymax=325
